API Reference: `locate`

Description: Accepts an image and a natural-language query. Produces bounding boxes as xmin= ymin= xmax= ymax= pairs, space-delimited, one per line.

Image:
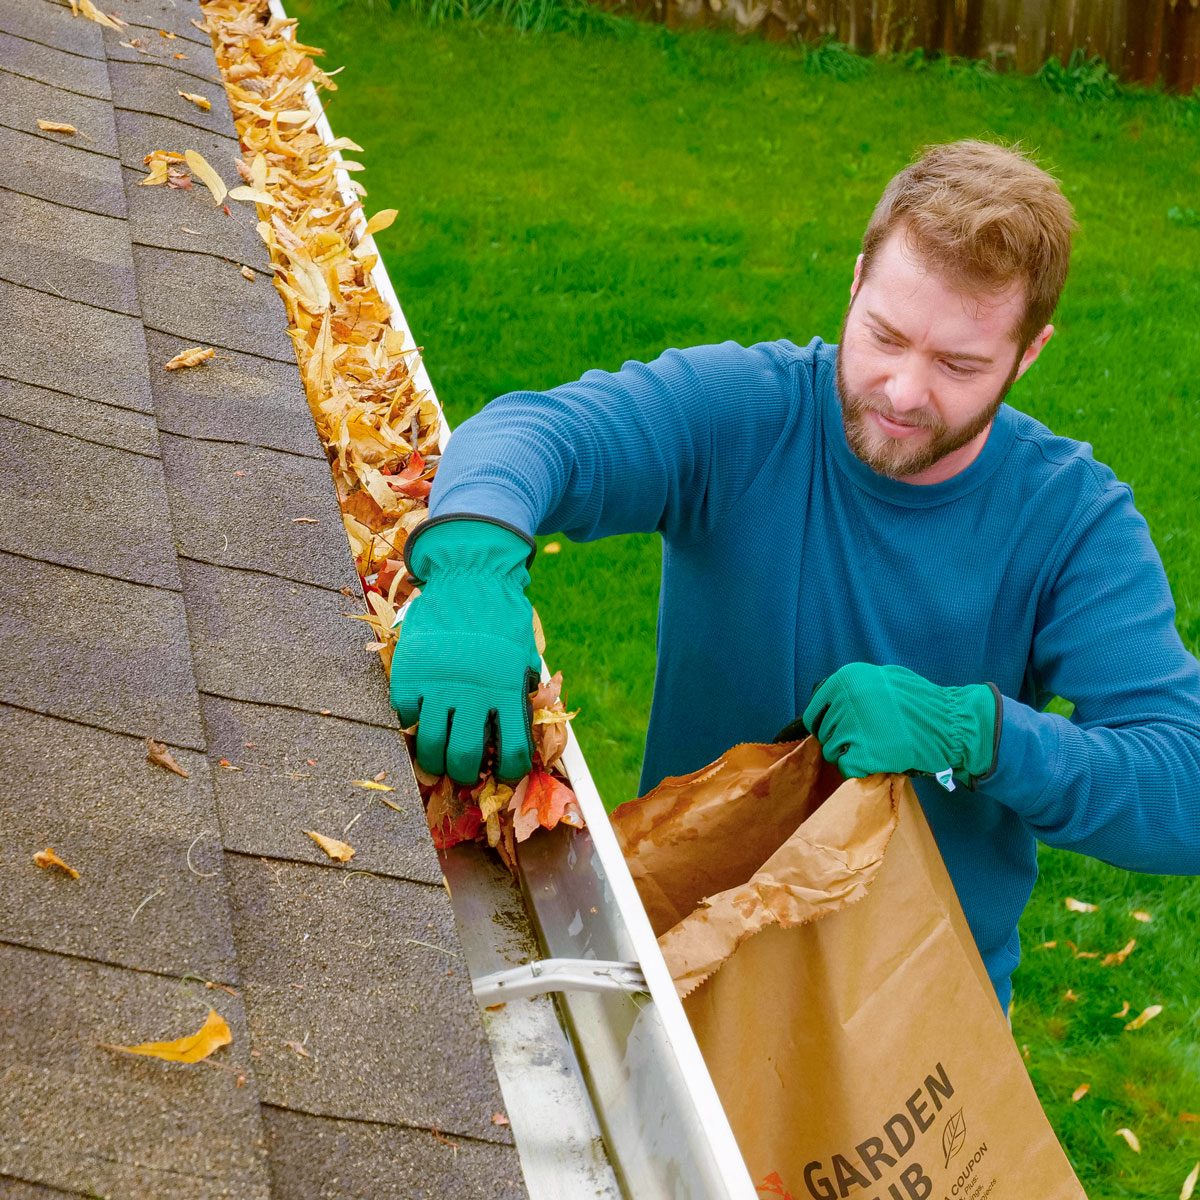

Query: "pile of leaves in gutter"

xmin=144 ymin=0 xmax=586 ymax=871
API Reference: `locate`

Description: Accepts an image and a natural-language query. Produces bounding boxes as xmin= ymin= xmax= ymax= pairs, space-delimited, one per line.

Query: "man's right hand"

xmin=388 ymin=515 xmax=542 ymax=785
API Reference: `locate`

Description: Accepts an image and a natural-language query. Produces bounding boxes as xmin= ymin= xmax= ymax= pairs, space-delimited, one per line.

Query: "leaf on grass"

xmin=1071 ymin=1084 xmax=1090 ymax=1102
xmin=1131 ymin=910 xmax=1152 ymax=923
xmin=1181 ymin=1114 xmax=1200 ymax=1124
xmin=37 ymin=120 xmax=77 ymax=134
xmin=363 ymin=208 xmax=398 ymax=237
xmin=184 ymin=150 xmax=227 ymax=206
xmin=1062 ymin=988 xmax=1080 ymax=1003
xmin=543 ymin=541 xmax=561 ymax=554
xmin=1064 ymin=897 xmax=1098 ymax=913
xmin=163 ymin=346 xmax=214 ymax=371
xmin=305 ymin=830 xmax=355 ymax=862
xmin=351 ymin=779 xmax=395 ymax=792
xmin=1101 ymin=938 xmax=1137 ymax=967
xmin=1124 ymin=1004 xmax=1163 ymax=1031
xmin=34 ymin=847 xmax=79 ymax=879
xmin=104 ymin=1008 xmax=230 ymax=1063
xmin=1183 ymin=1163 xmax=1200 ymax=1200
xmin=146 ymin=737 xmax=189 ymax=777
xmin=1114 ymin=1128 xmax=1141 ymax=1153
xmin=1038 ymin=940 xmax=1058 ymax=950
xmin=178 ymin=91 xmax=212 ymax=112
xmin=1112 ymin=1000 xmax=1131 ymax=1019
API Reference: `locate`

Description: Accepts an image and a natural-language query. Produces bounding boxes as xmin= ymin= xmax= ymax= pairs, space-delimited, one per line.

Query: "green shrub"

xmin=1037 ymin=48 xmax=1120 ymax=102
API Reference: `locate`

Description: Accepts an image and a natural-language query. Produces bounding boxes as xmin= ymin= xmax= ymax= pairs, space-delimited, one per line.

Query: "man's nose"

xmin=883 ymin=359 xmax=929 ymax=414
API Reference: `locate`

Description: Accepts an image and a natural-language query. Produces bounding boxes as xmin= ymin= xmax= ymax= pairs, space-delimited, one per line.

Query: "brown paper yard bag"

xmin=613 ymin=738 xmax=1087 ymax=1200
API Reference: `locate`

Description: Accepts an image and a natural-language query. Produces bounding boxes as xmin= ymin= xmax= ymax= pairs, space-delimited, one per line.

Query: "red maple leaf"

xmin=389 ymin=451 xmax=433 ymax=500
xmin=520 ymin=769 xmax=575 ymax=831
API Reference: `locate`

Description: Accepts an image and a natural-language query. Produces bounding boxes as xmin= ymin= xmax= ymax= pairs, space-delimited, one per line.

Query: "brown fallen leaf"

xmin=372 ymin=770 xmax=387 ymax=782
xmin=158 ymin=28 xmax=177 ymax=38
xmin=1101 ymin=938 xmax=1137 ymax=967
xmin=178 ymin=91 xmax=212 ymax=113
xmin=1071 ymin=1084 xmax=1090 ymax=1102
xmin=1064 ymin=896 xmax=1098 ymax=913
xmin=173 ymin=51 xmax=188 ymax=60
xmin=164 ymin=346 xmax=215 ymax=371
xmin=1037 ymin=940 xmax=1058 ymax=950
xmin=1114 ymin=1128 xmax=1141 ymax=1153
xmin=305 ymin=830 xmax=355 ymax=862
xmin=146 ymin=737 xmax=189 ymax=778
xmin=1062 ymin=988 xmax=1081 ymax=1003
xmin=1180 ymin=1113 xmax=1200 ymax=1123
xmin=240 ymin=266 xmax=256 ymax=281
xmin=1124 ymin=1004 xmax=1163 ymax=1031
xmin=1112 ymin=1000 xmax=1131 ymax=1019
xmin=283 ymin=1040 xmax=311 ymax=1059
xmin=37 ymin=120 xmax=77 ymax=134
xmin=184 ymin=150 xmax=227 ymax=206
xmin=33 ymin=847 xmax=80 ymax=879
xmin=103 ymin=1008 xmax=230 ymax=1064
xmin=490 ymin=1111 xmax=510 ymax=1126
xmin=1182 ymin=1162 xmax=1200 ymax=1200
xmin=291 ymin=516 xmax=319 ymax=525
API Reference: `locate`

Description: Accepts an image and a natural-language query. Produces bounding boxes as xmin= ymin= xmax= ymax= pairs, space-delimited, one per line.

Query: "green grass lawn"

xmin=286 ymin=4 xmax=1199 ymax=1192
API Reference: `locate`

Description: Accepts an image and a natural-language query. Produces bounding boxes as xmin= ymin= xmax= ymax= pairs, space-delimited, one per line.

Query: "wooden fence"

xmin=615 ymin=0 xmax=1200 ymax=93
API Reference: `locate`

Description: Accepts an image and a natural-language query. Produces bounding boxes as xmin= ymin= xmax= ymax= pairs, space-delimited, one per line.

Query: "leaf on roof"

xmin=351 ymin=779 xmax=395 ymax=792
xmin=1124 ymin=1005 xmax=1163 ymax=1031
xmin=78 ymin=0 xmax=126 ymax=29
xmin=103 ymin=1009 xmax=231 ymax=1064
xmin=305 ymin=830 xmax=355 ymax=862
xmin=178 ymin=91 xmax=212 ymax=112
xmin=158 ymin=28 xmax=177 ymax=38
xmin=163 ymin=346 xmax=215 ymax=371
xmin=240 ymin=266 xmax=256 ymax=281
xmin=33 ymin=847 xmax=80 ymax=879
xmin=36 ymin=120 xmax=77 ymax=134
xmin=146 ymin=737 xmax=189 ymax=777
xmin=184 ymin=150 xmax=228 ymax=206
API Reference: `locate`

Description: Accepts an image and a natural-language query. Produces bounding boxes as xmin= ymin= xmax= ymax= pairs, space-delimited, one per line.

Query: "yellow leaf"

xmin=145 ymin=736 xmax=189 ymax=777
xmin=228 ymin=185 xmax=275 ymax=207
xmin=240 ymin=266 xmax=255 ymax=282
xmin=350 ymin=779 xmax=395 ymax=792
xmin=477 ymin=779 xmax=514 ymax=821
xmin=37 ymin=120 xmax=77 ymax=134
xmin=158 ymin=28 xmax=177 ymax=38
xmin=1131 ymin=910 xmax=1152 ymax=923
xmin=1114 ymin=1128 xmax=1141 ymax=1153
xmin=33 ymin=847 xmax=80 ymax=879
xmin=363 ymin=208 xmax=398 ymax=237
xmin=1112 ymin=1000 xmax=1131 ymax=1019
xmin=1101 ymin=938 xmax=1137 ymax=967
xmin=79 ymin=0 xmax=125 ymax=29
xmin=105 ymin=1009 xmax=231 ymax=1063
xmin=163 ymin=346 xmax=214 ymax=372
xmin=251 ymin=153 xmax=268 ymax=193
xmin=1064 ymin=896 xmax=1098 ymax=913
xmin=1038 ymin=940 xmax=1058 ymax=949
xmin=1181 ymin=1162 xmax=1199 ymax=1200
xmin=139 ymin=159 xmax=170 ymax=187
xmin=533 ymin=708 xmax=579 ymax=726
xmin=184 ymin=150 xmax=227 ymax=206
xmin=543 ymin=541 xmax=561 ymax=554
xmin=1071 ymin=1083 xmax=1090 ymax=1102
xmin=1124 ymin=1004 xmax=1163 ymax=1031
xmin=305 ymin=830 xmax=355 ymax=862
xmin=1062 ymin=988 xmax=1080 ymax=1003
xmin=178 ymin=91 xmax=212 ymax=112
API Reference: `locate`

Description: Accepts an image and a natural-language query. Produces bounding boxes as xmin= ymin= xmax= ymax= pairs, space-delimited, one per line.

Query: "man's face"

xmin=836 ymin=228 xmax=1051 ymax=482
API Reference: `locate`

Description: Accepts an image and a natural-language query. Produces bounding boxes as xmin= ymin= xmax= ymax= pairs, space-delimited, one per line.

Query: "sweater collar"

xmin=817 ymin=342 xmax=1016 ymax=508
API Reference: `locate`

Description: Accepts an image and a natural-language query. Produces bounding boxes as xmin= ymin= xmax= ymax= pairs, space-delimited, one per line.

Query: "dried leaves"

xmin=103 ymin=1009 xmax=231 ymax=1064
xmin=37 ymin=120 xmax=77 ymax=134
xmin=146 ymin=737 xmax=189 ymax=777
xmin=163 ymin=346 xmax=215 ymax=371
xmin=33 ymin=847 xmax=79 ymax=879
xmin=305 ymin=830 xmax=355 ymax=862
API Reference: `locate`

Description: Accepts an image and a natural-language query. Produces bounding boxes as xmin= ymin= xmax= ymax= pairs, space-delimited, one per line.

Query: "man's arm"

xmin=982 ymin=480 xmax=1200 ymax=873
xmin=427 ymin=340 xmax=800 ymax=544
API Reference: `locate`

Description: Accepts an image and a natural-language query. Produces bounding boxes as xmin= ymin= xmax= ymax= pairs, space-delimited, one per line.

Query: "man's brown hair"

xmin=860 ymin=139 xmax=1077 ymax=352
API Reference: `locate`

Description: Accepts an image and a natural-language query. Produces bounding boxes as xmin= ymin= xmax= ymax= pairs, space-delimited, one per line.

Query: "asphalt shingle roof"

xmin=0 ymin=1 xmax=525 ymax=1194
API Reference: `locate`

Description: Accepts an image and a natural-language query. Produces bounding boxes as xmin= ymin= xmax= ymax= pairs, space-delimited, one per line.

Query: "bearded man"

xmin=389 ymin=139 xmax=1200 ymax=1015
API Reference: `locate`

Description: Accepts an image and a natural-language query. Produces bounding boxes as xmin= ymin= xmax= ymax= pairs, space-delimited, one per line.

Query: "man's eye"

xmin=871 ymin=330 xmax=899 ymax=346
xmin=942 ymin=360 xmax=976 ymax=378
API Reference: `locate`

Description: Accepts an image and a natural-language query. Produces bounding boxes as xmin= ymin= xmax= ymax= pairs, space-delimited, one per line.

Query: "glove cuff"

xmin=951 ymin=682 xmax=1001 ymax=787
xmin=404 ymin=513 xmax=538 ymax=583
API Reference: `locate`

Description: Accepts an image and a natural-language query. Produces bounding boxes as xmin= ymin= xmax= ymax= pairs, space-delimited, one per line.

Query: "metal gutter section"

xmin=259 ymin=5 xmax=759 ymax=1195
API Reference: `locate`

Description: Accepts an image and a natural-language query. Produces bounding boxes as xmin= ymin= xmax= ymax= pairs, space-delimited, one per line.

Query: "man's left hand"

xmin=800 ymin=664 xmax=1000 ymax=787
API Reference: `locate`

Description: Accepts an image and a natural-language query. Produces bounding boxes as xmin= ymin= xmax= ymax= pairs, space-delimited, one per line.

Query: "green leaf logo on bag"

xmin=942 ymin=1110 xmax=967 ymax=1168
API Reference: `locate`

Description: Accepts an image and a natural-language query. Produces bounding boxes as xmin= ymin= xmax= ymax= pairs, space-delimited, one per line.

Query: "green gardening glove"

xmin=801 ymin=663 xmax=1001 ymax=789
xmin=389 ymin=515 xmax=541 ymax=784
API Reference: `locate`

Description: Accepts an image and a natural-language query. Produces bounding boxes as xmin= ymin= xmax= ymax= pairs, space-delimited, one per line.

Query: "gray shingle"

xmin=0 ymin=126 xmax=126 ymax=219
xmin=0 ymin=66 xmax=120 ymax=157
xmin=132 ymin=243 xmax=298 ymax=362
xmin=180 ymin=558 xmax=395 ymax=727
xmin=0 ymin=186 xmax=139 ymax=316
xmin=160 ymin=434 xmax=360 ymax=592
xmin=0 ymin=279 xmax=153 ymax=412
xmin=106 ymin=37 xmax=226 ymax=87
xmin=100 ymin=0 xmax=214 ymax=49
xmin=264 ymin=1107 xmax=527 ymax=1200
xmin=0 ymin=0 xmax=103 ymax=59
xmin=109 ymin=58 xmax=237 ymax=140
xmin=113 ymin=106 xmax=240 ymax=178
xmin=0 ymin=29 xmax=111 ymax=99
xmin=0 ymin=550 xmax=206 ymax=749
xmin=145 ymin=329 xmax=324 ymax=458
xmin=0 ymin=704 xmax=241 ymax=980
xmin=0 ymin=376 xmax=160 ymax=457
xmin=201 ymin=695 xmax=442 ymax=886
xmin=0 ymin=416 xmax=178 ymax=586
xmin=0 ymin=942 xmax=270 ymax=1200
xmin=224 ymin=855 xmax=515 ymax=1143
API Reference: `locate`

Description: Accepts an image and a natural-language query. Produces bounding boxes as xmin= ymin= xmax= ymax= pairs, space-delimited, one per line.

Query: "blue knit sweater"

xmin=430 ymin=337 xmax=1200 ymax=1011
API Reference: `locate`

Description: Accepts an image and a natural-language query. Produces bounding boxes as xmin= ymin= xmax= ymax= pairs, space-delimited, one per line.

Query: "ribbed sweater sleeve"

xmin=428 ymin=340 xmax=798 ymax=543
xmin=984 ymin=475 xmax=1200 ymax=873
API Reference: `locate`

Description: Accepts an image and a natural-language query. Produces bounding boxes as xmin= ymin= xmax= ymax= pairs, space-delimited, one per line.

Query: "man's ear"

xmin=1015 ymin=324 xmax=1054 ymax=380
xmin=851 ymin=253 xmax=864 ymax=299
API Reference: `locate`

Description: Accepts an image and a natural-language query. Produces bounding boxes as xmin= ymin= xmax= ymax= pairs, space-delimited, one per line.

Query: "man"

xmin=390 ymin=139 xmax=1200 ymax=1014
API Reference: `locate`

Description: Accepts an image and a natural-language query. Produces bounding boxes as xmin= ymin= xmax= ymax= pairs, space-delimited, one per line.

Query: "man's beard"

xmin=835 ymin=310 xmax=1021 ymax=480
